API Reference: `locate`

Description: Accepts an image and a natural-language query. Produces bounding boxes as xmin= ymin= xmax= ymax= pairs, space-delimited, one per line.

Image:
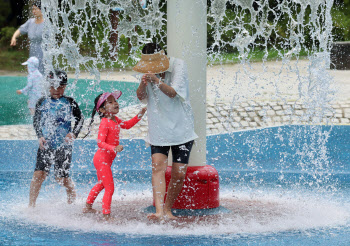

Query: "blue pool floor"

xmin=1 ymin=170 xmax=350 ymax=246
xmin=1 ymin=125 xmax=350 ymax=245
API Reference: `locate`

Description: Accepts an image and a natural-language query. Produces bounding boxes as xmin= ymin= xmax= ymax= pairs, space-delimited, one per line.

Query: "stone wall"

xmin=206 ymin=100 xmax=350 ymax=134
xmin=1 ymin=100 xmax=350 ymax=140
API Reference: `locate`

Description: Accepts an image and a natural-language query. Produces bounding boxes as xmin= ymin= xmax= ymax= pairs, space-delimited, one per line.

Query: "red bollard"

xmin=157 ymin=165 xmax=220 ymax=209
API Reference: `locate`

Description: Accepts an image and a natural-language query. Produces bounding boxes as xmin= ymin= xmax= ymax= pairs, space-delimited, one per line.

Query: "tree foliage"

xmin=0 ymin=0 xmax=349 ymax=71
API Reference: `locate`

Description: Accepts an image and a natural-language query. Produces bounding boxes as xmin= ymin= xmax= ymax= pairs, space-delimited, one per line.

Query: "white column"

xmin=167 ymin=0 xmax=207 ymax=166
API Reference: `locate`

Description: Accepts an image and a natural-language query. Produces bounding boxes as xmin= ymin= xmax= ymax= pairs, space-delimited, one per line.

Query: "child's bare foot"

xmin=147 ymin=212 xmax=164 ymax=221
xmin=82 ymin=203 xmax=98 ymax=214
xmin=28 ymin=202 xmax=35 ymax=208
xmin=102 ymin=213 xmax=115 ymax=222
xmin=67 ymin=191 xmax=76 ymax=204
xmin=164 ymin=211 xmax=178 ymax=221
xmin=83 ymin=207 xmax=98 ymax=214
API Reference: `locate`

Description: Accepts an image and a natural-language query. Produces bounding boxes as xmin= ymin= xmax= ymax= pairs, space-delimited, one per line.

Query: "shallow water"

xmin=0 ymin=76 xmax=138 ymax=125
xmin=1 ymin=126 xmax=350 ymax=245
xmin=1 ymin=171 xmax=349 ymax=245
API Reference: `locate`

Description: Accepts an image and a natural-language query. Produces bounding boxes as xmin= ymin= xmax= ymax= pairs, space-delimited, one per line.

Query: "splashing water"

xmin=2 ymin=0 xmax=350 ymax=244
xmin=205 ymin=0 xmax=338 ymax=190
xmin=42 ymin=0 xmax=166 ymax=80
xmin=41 ymin=0 xmax=339 ymax=215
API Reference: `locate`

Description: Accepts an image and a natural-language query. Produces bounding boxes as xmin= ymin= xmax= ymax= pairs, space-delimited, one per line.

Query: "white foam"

xmin=3 ymin=188 xmax=349 ymax=236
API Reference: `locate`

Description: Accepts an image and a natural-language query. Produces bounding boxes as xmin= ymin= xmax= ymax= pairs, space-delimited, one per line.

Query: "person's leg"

xmin=84 ymin=168 xmax=105 ymax=213
xmin=28 ymin=100 xmax=35 ymax=115
xmin=163 ymin=162 xmax=188 ymax=219
xmin=54 ymin=147 xmax=76 ymax=204
xmin=99 ymin=165 xmax=114 ymax=216
xmin=163 ymin=140 xmax=194 ymax=219
xmin=56 ymin=177 xmax=76 ymax=204
xmin=29 ymin=148 xmax=52 ymax=207
xmin=148 ymin=153 xmax=168 ymax=221
xmin=84 ymin=183 xmax=103 ymax=213
xmin=29 ymin=170 xmax=47 ymax=207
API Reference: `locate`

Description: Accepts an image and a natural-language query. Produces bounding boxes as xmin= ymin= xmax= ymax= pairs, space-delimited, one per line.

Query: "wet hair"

xmin=48 ymin=69 xmax=68 ymax=85
xmin=33 ymin=1 xmax=41 ymax=9
xmin=82 ymin=93 xmax=106 ymax=139
xmin=142 ymin=43 xmax=167 ymax=55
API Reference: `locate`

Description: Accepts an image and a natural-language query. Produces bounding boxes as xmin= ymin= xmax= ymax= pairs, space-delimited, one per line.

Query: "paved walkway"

xmin=1 ymin=99 xmax=349 ymax=140
xmin=1 ymin=60 xmax=349 ymax=140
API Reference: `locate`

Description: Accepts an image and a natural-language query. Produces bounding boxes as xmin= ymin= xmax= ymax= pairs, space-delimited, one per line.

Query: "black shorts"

xmin=35 ymin=146 xmax=72 ymax=178
xmin=150 ymin=140 xmax=194 ymax=164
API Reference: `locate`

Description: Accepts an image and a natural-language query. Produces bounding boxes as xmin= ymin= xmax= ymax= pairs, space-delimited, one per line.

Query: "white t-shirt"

xmin=142 ymin=57 xmax=198 ymax=146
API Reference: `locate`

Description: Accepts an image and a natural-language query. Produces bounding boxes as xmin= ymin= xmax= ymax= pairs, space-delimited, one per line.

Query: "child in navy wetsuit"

xmin=29 ymin=69 xmax=84 ymax=207
xmin=82 ymin=91 xmax=146 ymax=220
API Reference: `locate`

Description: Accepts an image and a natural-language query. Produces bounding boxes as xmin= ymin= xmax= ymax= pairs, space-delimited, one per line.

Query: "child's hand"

xmin=138 ymin=107 xmax=147 ymax=118
xmin=16 ymin=90 xmax=22 ymax=95
xmin=38 ymin=137 xmax=47 ymax=150
xmin=114 ymin=145 xmax=124 ymax=153
xmin=65 ymin=133 xmax=76 ymax=144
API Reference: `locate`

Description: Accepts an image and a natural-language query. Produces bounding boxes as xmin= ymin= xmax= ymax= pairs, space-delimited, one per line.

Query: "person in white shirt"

xmin=134 ymin=43 xmax=198 ymax=221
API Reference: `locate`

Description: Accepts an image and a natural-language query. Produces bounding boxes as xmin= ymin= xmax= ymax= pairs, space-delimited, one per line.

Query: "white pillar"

xmin=167 ymin=0 xmax=207 ymax=166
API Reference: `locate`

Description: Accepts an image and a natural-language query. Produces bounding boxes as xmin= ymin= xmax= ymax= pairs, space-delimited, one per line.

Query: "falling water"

xmin=42 ymin=0 xmax=339 ymax=211
xmin=206 ymin=0 xmax=337 ymax=191
xmin=40 ymin=0 xmax=340 ymax=212
xmin=1 ymin=0 xmax=350 ymax=244
xmin=42 ymin=0 xmax=166 ymax=79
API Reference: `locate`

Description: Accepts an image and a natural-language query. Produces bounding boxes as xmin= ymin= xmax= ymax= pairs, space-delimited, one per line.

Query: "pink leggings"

xmin=86 ymin=151 xmax=115 ymax=214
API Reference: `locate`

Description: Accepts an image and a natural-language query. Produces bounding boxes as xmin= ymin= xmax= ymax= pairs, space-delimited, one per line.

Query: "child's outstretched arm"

xmin=117 ymin=107 xmax=147 ymax=129
xmin=17 ymin=77 xmax=34 ymax=95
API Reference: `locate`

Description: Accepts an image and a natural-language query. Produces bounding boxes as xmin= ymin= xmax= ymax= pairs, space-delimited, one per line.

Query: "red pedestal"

xmin=156 ymin=165 xmax=220 ymax=209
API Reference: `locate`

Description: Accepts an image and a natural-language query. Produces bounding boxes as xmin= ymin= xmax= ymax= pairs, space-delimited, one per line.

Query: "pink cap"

xmin=96 ymin=90 xmax=122 ymax=111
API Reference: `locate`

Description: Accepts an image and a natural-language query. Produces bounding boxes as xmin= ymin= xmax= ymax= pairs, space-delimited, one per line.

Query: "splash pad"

xmin=1 ymin=126 xmax=350 ymax=244
xmin=1 ymin=0 xmax=350 ymax=245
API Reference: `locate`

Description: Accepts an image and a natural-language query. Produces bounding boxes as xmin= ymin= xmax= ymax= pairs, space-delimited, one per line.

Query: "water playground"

xmin=1 ymin=0 xmax=350 ymax=245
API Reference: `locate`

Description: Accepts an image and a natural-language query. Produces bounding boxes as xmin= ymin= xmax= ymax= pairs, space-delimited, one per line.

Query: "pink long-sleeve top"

xmin=96 ymin=115 xmax=141 ymax=159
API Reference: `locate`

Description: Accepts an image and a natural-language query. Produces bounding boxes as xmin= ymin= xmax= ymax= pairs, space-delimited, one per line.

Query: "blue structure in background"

xmin=2 ymin=125 xmax=349 ymax=173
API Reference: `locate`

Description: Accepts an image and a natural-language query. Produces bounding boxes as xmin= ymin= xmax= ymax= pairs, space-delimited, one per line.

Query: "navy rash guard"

xmin=33 ymin=96 xmax=84 ymax=149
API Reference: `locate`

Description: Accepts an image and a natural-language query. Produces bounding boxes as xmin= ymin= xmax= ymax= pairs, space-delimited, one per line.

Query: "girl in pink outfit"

xmin=83 ymin=91 xmax=146 ymax=220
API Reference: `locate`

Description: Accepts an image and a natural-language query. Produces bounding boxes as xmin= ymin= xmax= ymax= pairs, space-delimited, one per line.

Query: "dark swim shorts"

xmin=150 ymin=140 xmax=194 ymax=164
xmin=35 ymin=146 xmax=72 ymax=178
